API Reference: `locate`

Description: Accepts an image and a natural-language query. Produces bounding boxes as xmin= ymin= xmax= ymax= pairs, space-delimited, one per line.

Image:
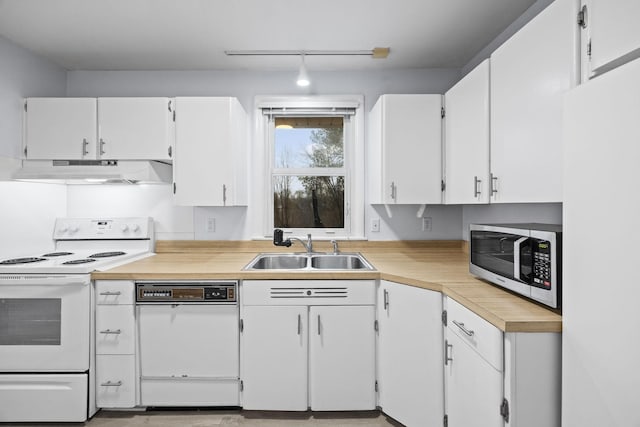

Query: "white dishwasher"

xmin=136 ymin=281 xmax=239 ymax=407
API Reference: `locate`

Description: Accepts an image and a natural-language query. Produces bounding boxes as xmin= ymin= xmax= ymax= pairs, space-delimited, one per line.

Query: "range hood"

xmin=12 ymin=160 xmax=172 ymax=184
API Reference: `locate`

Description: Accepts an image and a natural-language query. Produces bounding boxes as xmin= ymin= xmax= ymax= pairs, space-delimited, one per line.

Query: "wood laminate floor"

xmin=3 ymin=410 xmax=402 ymax=427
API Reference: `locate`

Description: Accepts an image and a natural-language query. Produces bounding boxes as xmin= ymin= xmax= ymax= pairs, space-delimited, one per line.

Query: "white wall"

xmin=0 ymin=36 xmax=67 ymax=256
xmin=65 ymin=68 xmax=464 ymax=241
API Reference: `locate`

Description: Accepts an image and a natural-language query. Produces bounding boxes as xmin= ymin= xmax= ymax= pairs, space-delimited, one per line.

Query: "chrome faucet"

xmin=331 ymin=239 xmax=339 ymax=254
xmin=273 ymin=229 xmax=314 ymax=254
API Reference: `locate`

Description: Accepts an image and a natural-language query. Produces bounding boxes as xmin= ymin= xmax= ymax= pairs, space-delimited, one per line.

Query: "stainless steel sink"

xmin=243 ymin=252 xmax=374 ymax=271
xmin=246 ymin=254 xmax=308 ymax=270
xmin=310 ymin=254 xmax=373 ymax=270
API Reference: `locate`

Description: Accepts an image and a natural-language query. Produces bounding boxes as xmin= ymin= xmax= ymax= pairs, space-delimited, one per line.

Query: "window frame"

xmin=254 ymin=95 xmax=365 ymax=240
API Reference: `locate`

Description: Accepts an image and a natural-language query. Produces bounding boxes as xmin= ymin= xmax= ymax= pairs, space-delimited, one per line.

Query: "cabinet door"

xmin=309 ymin=305 xmax=375 ymax=411
xmin=445 ymin=329 xmax=503 ymax=427
xmin=25 ymin=98 xmax=97 ymax=160
xmin=585 ymin=0 xmax=640 ymax=77
xmin=371 ymin=94 xmax=442 ymax=205
xmin=377 ymin=280 xmax=443 ymax=427
xmin=174 ymin=97 xmax=247 ymax=206
xmin=444 ymin=59 xmax=490 ymax=204
xmin=98 ymin=97 xmax=174 ymax=160
xmin=490 ymin=0 xmax=578 ymax=203
xmin=241 ymin=305 xmax=308 ymax=411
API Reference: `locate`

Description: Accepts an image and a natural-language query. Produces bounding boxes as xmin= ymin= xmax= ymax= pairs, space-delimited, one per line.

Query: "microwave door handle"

xmin=513 ymin=237 xmax=529 ymax=281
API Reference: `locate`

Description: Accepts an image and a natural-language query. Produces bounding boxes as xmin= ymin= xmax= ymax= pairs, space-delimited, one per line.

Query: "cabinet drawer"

xmin=95 ymin=281 xmax=134 ymax=305
xmin=96 ymin=355 xmax=136 ymax=408
xmin=446 ymin=298 xmax=503 ymax=371
xmin=96 ymin=305 xmax=135 ymax=354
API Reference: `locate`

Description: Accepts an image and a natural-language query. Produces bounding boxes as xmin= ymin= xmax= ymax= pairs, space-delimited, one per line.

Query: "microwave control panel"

xmin=532 ymin=240 xmax=552 ymax=288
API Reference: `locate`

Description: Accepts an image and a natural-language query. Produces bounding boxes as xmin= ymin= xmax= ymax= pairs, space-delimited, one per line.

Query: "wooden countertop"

xmin=92 ymin=240 xmax=561 ymax=333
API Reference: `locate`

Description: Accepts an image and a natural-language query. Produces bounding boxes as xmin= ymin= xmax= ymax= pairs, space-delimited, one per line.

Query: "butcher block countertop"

xmin=92 ymin=240 xmax=561 ymax=333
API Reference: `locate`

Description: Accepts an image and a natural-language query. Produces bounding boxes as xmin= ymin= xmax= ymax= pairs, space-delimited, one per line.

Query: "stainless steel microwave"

xmin=469 ymin=223 xmax=562 ymax=309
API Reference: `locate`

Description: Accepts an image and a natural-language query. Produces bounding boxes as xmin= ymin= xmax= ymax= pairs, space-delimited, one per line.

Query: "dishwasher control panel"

xmin=136 ymin=281 xmax=237 ymax=303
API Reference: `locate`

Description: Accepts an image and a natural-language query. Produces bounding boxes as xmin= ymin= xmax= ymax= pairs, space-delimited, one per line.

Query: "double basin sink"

xmin=243 ymin=252 xmax=374 ymax=271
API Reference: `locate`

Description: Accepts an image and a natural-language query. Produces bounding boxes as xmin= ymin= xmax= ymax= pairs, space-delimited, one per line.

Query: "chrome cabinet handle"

xmin=390 ymin=182 xmax=396 ymax=201
xmin=297 ymin=314 xmax=302 ymax=335
xmin=490 ymin=173 xmax=498 ymax=195
xmin=99 ymin=329 xmax=122 ymax=335
xmin=82 ymin=138 xmax=89 ymax=155
xmin=474 ymin=176 xmax=482 ymax=198
xmin=383 ymin=289 xmax=389 ymax=311
xmin=99 ymin=138 xmax=106 ymax=155
xmin=317 ymin=315 xmax=321 ymax=335
xmin=452 ymin=320 xmax=475 ymax=337
xmin=223 ymin=184 xmax=227 ymax=206
xmin=101 ymin=380 xmax=122 ymax=387
xmin=445 ymin=339 xmax=453 ymax=365
xmin=99 ymin=291 xmax=121 ymax=296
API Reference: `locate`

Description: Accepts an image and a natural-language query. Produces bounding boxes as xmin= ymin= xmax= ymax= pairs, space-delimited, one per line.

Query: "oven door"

xmin=0 ymin=274 xmax=91 ymax=371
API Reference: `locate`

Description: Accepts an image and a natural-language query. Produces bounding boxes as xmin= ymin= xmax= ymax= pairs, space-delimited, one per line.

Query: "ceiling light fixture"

xmin=296 ymin=54 xmax=310 ymax=87
xmin=225 ymin=48 xmax=390 ymax=58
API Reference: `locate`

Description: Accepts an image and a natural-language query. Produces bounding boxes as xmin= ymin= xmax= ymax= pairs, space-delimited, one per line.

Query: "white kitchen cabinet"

xmin=445 ymin=298 xmax=504 ymax=427
xmin=24 ymin=98 xmax=97 ymax=160
xmin=368 ymin=94 xmax=443 ymax=205
xmin=443 ymin=59 xmax=490 ymax=204
xmin=24 ymin=97 xmax=174 ymax=161
xmin=581 ymin=0 xmax=640 ymax=78
xmin=97 ymin=97 xmax=174 ymax=161
xmin=377 ymin=280 xmax=443 ymax=427
xmin=94 ymin=280 xmax=136 ymax=409
xmin=240 ymin=305 xmax=309 ymax=410
xmin=444 ymin=297 xmax=561 ymax=427
xmin=309 ymin=305 xmax=376 ymax=411
xmin=490 ymin=0 xmax=578 ymax=203
xmin=173 ymin=97 xmax=248 ymax=206
xmin=563 ymin=57 xmax=640 ymax=427
xmin=240 ymin=280 xmax=376 ymax=411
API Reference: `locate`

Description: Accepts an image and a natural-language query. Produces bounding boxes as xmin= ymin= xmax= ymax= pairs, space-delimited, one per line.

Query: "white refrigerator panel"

xmin=562 ymin=56 xmax=640 ymax=427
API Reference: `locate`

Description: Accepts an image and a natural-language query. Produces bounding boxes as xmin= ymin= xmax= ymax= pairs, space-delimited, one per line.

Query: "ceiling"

xmin=0 ymin=0 xmax=538 ymax=71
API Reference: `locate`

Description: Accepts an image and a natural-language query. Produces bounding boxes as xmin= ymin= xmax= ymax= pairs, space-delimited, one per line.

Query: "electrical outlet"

xmin=422 ymin=217 xmax=432 ymax=231
xmin=371 ymin=218 xmax=380 ymax=232
xmin=206 ymin=217 xmax=216 ymax=233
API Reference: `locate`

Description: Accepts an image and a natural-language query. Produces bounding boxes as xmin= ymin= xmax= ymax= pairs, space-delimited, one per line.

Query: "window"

xmin=257 ymin=96 xmax=364 ymax=239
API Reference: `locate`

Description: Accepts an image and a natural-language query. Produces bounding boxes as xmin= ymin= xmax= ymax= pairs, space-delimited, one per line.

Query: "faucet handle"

xmin=331 ymin=239 xmax=339 ymax=254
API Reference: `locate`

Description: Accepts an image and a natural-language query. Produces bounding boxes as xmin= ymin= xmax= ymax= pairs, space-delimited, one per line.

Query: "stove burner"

xmin=89 ymin=251 xmax=126 ymax=258
xmin=42 ymin=252 xmax=74 ymax=257
xmin=62 ymin=259 xmax=98 ymax=265
xmin=0 ymin=257 xmax=47 ymax=265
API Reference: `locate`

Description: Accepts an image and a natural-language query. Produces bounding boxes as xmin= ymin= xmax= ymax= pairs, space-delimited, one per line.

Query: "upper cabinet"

xmin=24 ymin=98 xmax=97 ymax=160
xmin=97 ymin=98 xmax=174 ymax=161
xmin=24 ymin=97 xmax=174 ymax=161
xmin=173 ymin=97 xmax=248 ymax=206
xmin=443 ymin=59 xmax=490 ymax=205
xmin=490 ymin=0 xmax=579 ymax=203
xmin=368 ymin=94 xmax=442 ymax=205
xmin=581 ymin=0 xmax=640 ymax=78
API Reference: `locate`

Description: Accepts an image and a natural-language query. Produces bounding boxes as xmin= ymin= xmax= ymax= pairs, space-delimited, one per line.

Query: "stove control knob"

xmin=59 ymin=224 xmax=69 ymax=233
xmin=69 ymin=225 xmax=79 ymax=234
xmin=131 ymin=224 xmax=140 ymax=232
xmin=121 ymin=224 xmax=129 ymax=232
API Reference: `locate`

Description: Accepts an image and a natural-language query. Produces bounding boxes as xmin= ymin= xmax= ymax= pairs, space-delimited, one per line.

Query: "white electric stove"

xmin=0 ymin=217 xmax=155 ymax=423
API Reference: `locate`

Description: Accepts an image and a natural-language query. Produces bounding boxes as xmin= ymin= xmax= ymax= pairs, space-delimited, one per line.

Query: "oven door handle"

xmin=513 ymin=236 xmax=530 ymax=282
xmin=0 ymin=275 xmax=90 ymax=286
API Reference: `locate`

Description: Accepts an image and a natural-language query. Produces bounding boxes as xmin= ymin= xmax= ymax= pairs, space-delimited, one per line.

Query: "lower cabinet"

xmin=444 ymin=297 xmax=561 ymax=427
xmin=240 ymin=280 xmax=376 ymax=411
xmin=377 ymin=280 xmax=444 ymax=427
